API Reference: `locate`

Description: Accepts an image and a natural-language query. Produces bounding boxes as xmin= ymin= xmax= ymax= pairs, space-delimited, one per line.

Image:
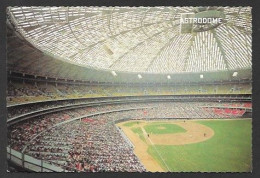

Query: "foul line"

xmin=141 ymin=127 xmax=171 ymax=172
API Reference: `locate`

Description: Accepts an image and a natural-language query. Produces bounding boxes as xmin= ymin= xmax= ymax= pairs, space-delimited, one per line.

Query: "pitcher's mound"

xmin=148 ymin=121 xmax=214 ymax=145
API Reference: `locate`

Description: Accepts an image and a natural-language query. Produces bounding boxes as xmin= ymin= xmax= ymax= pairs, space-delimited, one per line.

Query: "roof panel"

xmin=8 ymin=6 xmax=252 ymax=74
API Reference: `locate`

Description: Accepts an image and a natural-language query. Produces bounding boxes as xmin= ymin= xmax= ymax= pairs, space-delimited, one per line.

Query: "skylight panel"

xmin=8 ymin=6 xmax=251 ymax=73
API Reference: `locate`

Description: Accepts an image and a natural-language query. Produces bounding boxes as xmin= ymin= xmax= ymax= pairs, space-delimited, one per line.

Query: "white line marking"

xmin=141 ymin=127 xmax=171 ymax=172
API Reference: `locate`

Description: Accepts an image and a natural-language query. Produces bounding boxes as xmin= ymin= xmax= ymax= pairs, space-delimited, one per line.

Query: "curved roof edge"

xmin=7 ymin=25 xmax=252 ymax=84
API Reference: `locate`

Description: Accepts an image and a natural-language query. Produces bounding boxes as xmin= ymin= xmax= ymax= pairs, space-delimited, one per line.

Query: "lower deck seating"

xmin=8 ymin=101 xmax=249 ymax=172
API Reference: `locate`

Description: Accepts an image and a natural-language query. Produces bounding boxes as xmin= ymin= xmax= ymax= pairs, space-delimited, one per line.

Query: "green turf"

xmin=123 ymin=121 xmax=140 ymax=127
xmin=144 ymin=123 xmax=186 ymax=134
xmin=131 ymin=127 xmax=146 ymax=143
xmin=147 ymin=119 xmax=252 ymax=172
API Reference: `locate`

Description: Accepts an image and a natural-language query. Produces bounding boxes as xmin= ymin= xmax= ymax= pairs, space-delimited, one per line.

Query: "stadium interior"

xmin=6 ymin=6 xmax=252 ymax=172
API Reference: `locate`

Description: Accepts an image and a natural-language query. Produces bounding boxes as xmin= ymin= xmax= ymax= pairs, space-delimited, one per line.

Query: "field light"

xmin=232 ymin=72 xmax=238 ymax=77
xmin=111 ymin=71 xmax=117 ymax=76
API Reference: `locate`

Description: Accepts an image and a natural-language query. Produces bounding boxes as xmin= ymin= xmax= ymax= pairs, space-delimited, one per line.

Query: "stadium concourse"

xmin=6 ymin=6 xmax=252 ymax=172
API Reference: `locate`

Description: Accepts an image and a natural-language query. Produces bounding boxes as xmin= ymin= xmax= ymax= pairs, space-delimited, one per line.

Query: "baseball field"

xmin=116 ymin=119 xmax=252 ymax=172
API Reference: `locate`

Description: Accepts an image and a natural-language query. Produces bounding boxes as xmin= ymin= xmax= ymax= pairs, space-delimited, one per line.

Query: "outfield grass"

xmin=144 ymin=123 xmax=186 ymax=134
xmin=147 ymin=119 xmax=252 ymax=172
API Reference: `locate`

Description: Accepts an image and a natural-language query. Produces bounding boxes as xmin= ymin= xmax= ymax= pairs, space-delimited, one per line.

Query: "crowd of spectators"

xmin=7 ymin=81 xmax=252 ymax=104
xmin=7 ymin=100 xmax=81 ymax=119
xmin=8 ymin=101 xmax=250 ymax=172
xmin=32 ymin=118 xmax=145 ymax=172
xmin=7 ymin=93 xmax=252 ymax=120
xmin=8 ymin=106 xmax=147 ymax=172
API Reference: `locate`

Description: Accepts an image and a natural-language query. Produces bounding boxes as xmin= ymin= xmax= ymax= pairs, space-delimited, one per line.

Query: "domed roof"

xmin=8 ymin=6 xmax=252 ymax=74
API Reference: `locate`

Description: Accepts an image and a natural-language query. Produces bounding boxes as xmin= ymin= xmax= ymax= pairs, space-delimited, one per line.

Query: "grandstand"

xmin=6 ymin=6 xmax=252 ymax=172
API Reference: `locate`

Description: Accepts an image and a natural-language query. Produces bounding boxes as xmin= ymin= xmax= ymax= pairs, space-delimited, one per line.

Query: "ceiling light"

xmin=200 ymin=74 xmax=204 ymax=79
xmin=138 ymin=74 xmax=142 ymax=79
xmin=232 ymin=72 xmax=238 ymax=77
xmin=167 ymin=75 xmax=171 ymax=79
xmin=111 ymin=71 xmax=117 ymax=76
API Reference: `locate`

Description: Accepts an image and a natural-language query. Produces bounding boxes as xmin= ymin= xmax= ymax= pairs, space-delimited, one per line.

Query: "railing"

xmin=8 ymin=107 xmax=153 ymax=172
xmin=7 ymin=147 xmax=67 ymax=172
xmin=7 ymin=95 xmax=252 ymax=125
xmin=7 ymin=94 xmax=252 ymax=107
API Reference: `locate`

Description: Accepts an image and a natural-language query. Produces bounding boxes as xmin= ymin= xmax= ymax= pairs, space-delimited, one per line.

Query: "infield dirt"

xmin=116 ymin=120 xmax=215 ymax=172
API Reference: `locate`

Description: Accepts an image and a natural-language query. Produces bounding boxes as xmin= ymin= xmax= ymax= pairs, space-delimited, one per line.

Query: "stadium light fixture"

xmin=232 ymin=72 xmax=238 ymax=77
xmin=167 ymin=75 xmax=171 ymax=79
xmin=111 ymin=71 xmax=117 ymax=76
xmin=138 ymin=74 xmax=142 ymax=79
xmin=200 ymin=74 xmax=204 ymax=79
